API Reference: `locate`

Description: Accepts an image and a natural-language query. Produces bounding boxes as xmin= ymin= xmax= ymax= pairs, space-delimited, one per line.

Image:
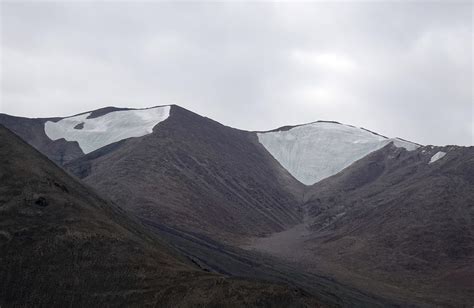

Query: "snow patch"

xmin=429 ymin=151 xmax=446 ymax=164
xmin=257 ymin=122 xmax=419 ymax=185
xmin=45 ymin=106 xmax=170 ymax=154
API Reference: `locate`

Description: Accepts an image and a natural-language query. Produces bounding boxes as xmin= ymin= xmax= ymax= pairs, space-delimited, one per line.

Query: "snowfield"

xmin=45 ymin=106 xmax=170 ymax=154
xmin=429 ymin=151 xmax=446 ymax=164
xmin=257 ymin=122 xmax=419 ymax=185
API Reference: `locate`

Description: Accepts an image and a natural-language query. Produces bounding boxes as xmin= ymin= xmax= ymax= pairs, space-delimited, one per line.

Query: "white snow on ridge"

xmin=429 ymin=151 xmax=446 ymax=164
xmin=257 ymin=122 xmax=419 ymax=185
xmin=45 ymin=106 xmax=170 ymax=154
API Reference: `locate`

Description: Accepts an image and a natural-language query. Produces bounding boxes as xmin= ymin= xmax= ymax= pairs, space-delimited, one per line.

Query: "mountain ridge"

xmin=2 ymin=104 xmax=422 ymax=145
xmin=0 ymin=104 xmax=422 ymax=184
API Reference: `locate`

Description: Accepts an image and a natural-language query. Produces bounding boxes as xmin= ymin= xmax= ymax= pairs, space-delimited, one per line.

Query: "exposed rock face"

xmin=0 ymin=124 xmax=323 ymax=307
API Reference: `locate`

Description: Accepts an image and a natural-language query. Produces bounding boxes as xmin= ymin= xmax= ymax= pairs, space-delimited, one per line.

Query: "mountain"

xmin=1 ymin=105 xmax=472 ymax=306
xmin=0 ymin=124 xmax=322 ymax=307
xmin=246 ymin=143 xmax=474 ymax=306
xmin=0 ymin=106 xmax=418 ymax=242
xmin=59 ymin=105 xmax=304 ymax=243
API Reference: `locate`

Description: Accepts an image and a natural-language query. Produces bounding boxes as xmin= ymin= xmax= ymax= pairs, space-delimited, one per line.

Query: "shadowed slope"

xmin=0 ymin=114 xmax=84 ymax=165
xmin=0 ymin=125 xmax=322 ymax=307
xmin=305 ymin=144 xmax=474 ymax=305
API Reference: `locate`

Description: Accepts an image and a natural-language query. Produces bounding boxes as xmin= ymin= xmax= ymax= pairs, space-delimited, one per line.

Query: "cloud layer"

xmin=1 ymin=2 xmax=472 ymax=145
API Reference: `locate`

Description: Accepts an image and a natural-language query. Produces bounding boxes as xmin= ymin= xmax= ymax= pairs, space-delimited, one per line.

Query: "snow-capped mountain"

xmin=1 ymin=105 xmax=471 ymax=307
xmin=2 ymin=105 xmax=419 ymax=186
xmin=1 ymin=105 xmax=419 ymax=186
xmin=257 ymin=121 xmax=419 ymax=185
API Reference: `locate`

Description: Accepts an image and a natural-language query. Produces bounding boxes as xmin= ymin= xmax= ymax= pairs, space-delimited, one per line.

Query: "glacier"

xmin=257 ymin=122 xmax=419 ymax=185
xmin=45 ymin=106 xmax=170 ymax=154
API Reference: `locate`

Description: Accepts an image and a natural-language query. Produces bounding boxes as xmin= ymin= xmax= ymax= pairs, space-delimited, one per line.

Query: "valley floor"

xmin=241 ymin=218 xmax=473 ymax=308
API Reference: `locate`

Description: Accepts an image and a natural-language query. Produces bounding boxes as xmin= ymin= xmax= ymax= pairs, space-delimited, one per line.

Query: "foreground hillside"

xmin=0 ymin=125 xmax=322 ymax=307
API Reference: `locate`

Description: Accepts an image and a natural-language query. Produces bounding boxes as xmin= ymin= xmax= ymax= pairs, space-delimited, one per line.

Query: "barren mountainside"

xmin=1 ymin=105 xmax=472 ymax=307
xmin=64 ymin=105 xmax=305 ymax=243
xmin=247 ymin=143 xmax=474 ymax=306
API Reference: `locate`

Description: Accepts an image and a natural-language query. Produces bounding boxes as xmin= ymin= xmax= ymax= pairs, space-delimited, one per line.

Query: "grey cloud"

xmin=1 ymin=1 xmax=472 ymax=145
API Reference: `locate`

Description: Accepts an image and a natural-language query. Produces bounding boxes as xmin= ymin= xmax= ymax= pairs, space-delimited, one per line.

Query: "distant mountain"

xmin=1 ymin=105 xmax=472 ymax=306
xmin=0 ymin=124 xmax=321 ymax=307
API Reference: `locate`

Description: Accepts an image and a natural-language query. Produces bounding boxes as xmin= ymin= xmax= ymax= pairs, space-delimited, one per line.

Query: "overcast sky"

xmin=1 ymin=1 xmax=472 ymax=145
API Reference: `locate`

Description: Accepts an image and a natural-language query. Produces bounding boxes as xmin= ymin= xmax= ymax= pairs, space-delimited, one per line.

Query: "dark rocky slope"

xmin=305 ymin=144 xmax=474 ymax=306
xmin=65 ymin=105 xmax=304 ymax=243
xmin=0 ymin=124 xmax=322 ymax=307
xmin=247 ymin=144 xmax=474 ymax=306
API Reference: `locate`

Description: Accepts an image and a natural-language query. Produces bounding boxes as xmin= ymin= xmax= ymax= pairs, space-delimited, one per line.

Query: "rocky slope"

xmin=246 ymin=143 xmax=474 ymax=306
xmin=0 ymin=124 xmax=322 ymax=307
